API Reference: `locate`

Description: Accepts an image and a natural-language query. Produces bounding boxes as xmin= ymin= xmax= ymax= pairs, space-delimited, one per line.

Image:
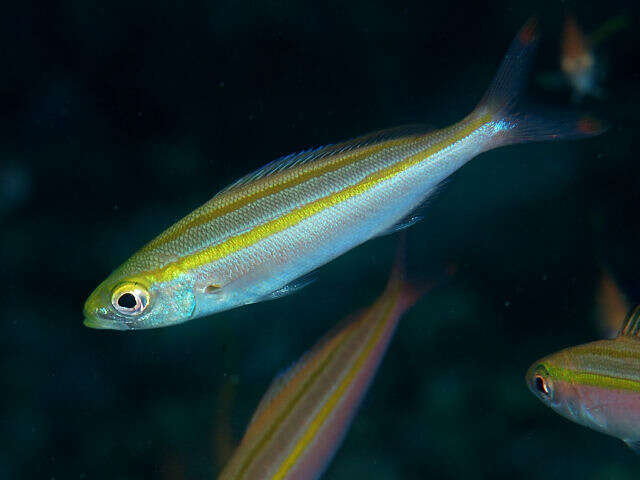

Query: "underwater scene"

xmin=3 ymin=1 xmax=640 ymax=478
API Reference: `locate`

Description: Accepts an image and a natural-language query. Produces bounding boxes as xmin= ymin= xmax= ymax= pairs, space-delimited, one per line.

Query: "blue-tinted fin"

xmin=217 ymin=125 xmax=433 ymax=195
xmin=618 ymin=305 xmax=640 ymax=340
xmin=378 ymin=214 xmax=424 ymax=236
xmin=474 ymin=17 xmax=607 ymax=147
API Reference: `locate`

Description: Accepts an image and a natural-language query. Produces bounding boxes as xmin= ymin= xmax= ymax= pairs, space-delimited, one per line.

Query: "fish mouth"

xmin=83 ymin=317 xmax=111 ymax=329
xmin=83 ymin=315 xmax=134 ymax=331
xmin=83 ymin=300 xmax=107 ymax=329
xmin=83 ymin=303 xmax=131 ymax=331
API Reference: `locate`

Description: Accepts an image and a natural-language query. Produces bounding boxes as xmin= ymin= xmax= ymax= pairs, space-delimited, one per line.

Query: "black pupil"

xmin=535 ymin=376 xmax=547 ymax=395
xmin=118 ymin=293 xmax=137 ymax=309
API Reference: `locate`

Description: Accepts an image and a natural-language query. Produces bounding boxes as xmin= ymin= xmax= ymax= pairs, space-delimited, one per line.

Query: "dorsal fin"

xmin=618 ymin=305 xmax=640 ymax=339
xmin=217 ymin=125 xmax=432 ymax=195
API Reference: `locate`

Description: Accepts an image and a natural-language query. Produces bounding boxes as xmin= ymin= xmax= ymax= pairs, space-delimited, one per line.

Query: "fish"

xmin=526 ymin=304 xmax=640 ymax=453
xmin=560 ymin=15 xmax=602 ymax=102
xmin=83 ymin=18 xmax=604 ymax=330
xmin=217 ymin=243 xmax=430 ymax=479
xmin=552 ymin=13 xmax=630 ymax=102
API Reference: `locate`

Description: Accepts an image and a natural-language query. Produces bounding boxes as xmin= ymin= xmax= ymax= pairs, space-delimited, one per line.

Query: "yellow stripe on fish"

xmin=270 ymin=286 xmax=400 ymax=480
xmin=149 ymin=115 xmax=491 ymax=284
xmin=141 ymin=134 xmax=420 ymax=253
xmin=230 ymin=317 xmax=364 ymax=479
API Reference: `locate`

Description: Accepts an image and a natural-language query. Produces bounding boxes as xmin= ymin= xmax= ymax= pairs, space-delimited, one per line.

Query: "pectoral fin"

xmin=259 ymin=274 xmax=317 ymax=302
xmin=378 ymin=214 xmax=423 ymax=236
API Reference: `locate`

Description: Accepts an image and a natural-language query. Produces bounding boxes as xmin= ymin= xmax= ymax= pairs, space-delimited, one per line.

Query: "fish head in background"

xmin=526 ymin=352 xmax=586 ymax=426
xmin=526 ymin=305 xmax=640 ymax=453
xmin=83 ymin=264 xmax=197 ymax=330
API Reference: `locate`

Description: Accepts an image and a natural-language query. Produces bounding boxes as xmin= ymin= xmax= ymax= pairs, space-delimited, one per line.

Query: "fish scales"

xmin=131 ymin=121 xmax=476 ymax=279
xmin=187 ymin=121 xmax=487 ymax=312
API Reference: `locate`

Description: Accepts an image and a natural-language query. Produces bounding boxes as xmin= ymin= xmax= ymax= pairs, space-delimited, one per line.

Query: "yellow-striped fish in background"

xmin=527 ymin=305 xmax=640 ymax=453
xmin=218 ymin=244 xmax=434 ymax=479
xmin=558 ymin=13 xmax=630 ymax=102
xmin=84 ymin=18 xmax=604 ymax=330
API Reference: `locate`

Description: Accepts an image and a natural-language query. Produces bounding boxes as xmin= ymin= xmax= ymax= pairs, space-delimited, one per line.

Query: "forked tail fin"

xmin=474 ymin=17 xmax=606 ymax=148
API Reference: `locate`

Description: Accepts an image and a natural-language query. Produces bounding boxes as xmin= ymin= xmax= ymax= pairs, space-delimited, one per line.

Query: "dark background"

xmin=2 ymin=1 xmax=640 ymax=478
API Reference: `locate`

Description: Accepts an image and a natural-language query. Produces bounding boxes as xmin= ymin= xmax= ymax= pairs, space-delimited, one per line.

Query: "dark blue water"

xmin=2 ymin=1 xmax=640 ymax=478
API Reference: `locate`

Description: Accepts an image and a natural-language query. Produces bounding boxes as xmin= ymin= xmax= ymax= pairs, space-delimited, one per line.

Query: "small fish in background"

xmin=526 ymin=305 xmax=640 ymax=453
xmin=538 ymin=14 xmax=630 ymax=102
xmin=218 ymin=244 xmax=442 ymax=479
xmin=594 ymin=266 xmax=629 ymax=338
xmin=83 ymin=18 xmax=604 ymax=331
xmin=561 ymin=15 xmax=602 ymax=102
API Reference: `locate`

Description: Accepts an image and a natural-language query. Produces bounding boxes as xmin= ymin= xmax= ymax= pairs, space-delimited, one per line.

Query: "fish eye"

xmin=111 ymin=283 xmax=150 ymax=316
xmin=534 ymin=374 xmax=552 ymax=397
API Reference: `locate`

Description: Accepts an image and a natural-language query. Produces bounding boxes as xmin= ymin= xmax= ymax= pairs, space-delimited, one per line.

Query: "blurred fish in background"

xmin=526 ymin=305 xmax=640 ymax=453
xmin=218 ymin=244 xmax=443 ymax=479
xmin=561 ymin=14 xmax=603 ymax=102
xmin=539 ymin=13 xmax=630 ymax=102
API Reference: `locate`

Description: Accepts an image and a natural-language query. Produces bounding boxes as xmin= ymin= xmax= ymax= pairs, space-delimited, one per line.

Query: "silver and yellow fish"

xmin=84 ymin=19 xmax=603 ymax=330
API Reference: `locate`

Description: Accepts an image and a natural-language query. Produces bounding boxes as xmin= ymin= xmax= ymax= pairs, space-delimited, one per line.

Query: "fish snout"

xmin=83 ymin=293 xmax=126 ymax=330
